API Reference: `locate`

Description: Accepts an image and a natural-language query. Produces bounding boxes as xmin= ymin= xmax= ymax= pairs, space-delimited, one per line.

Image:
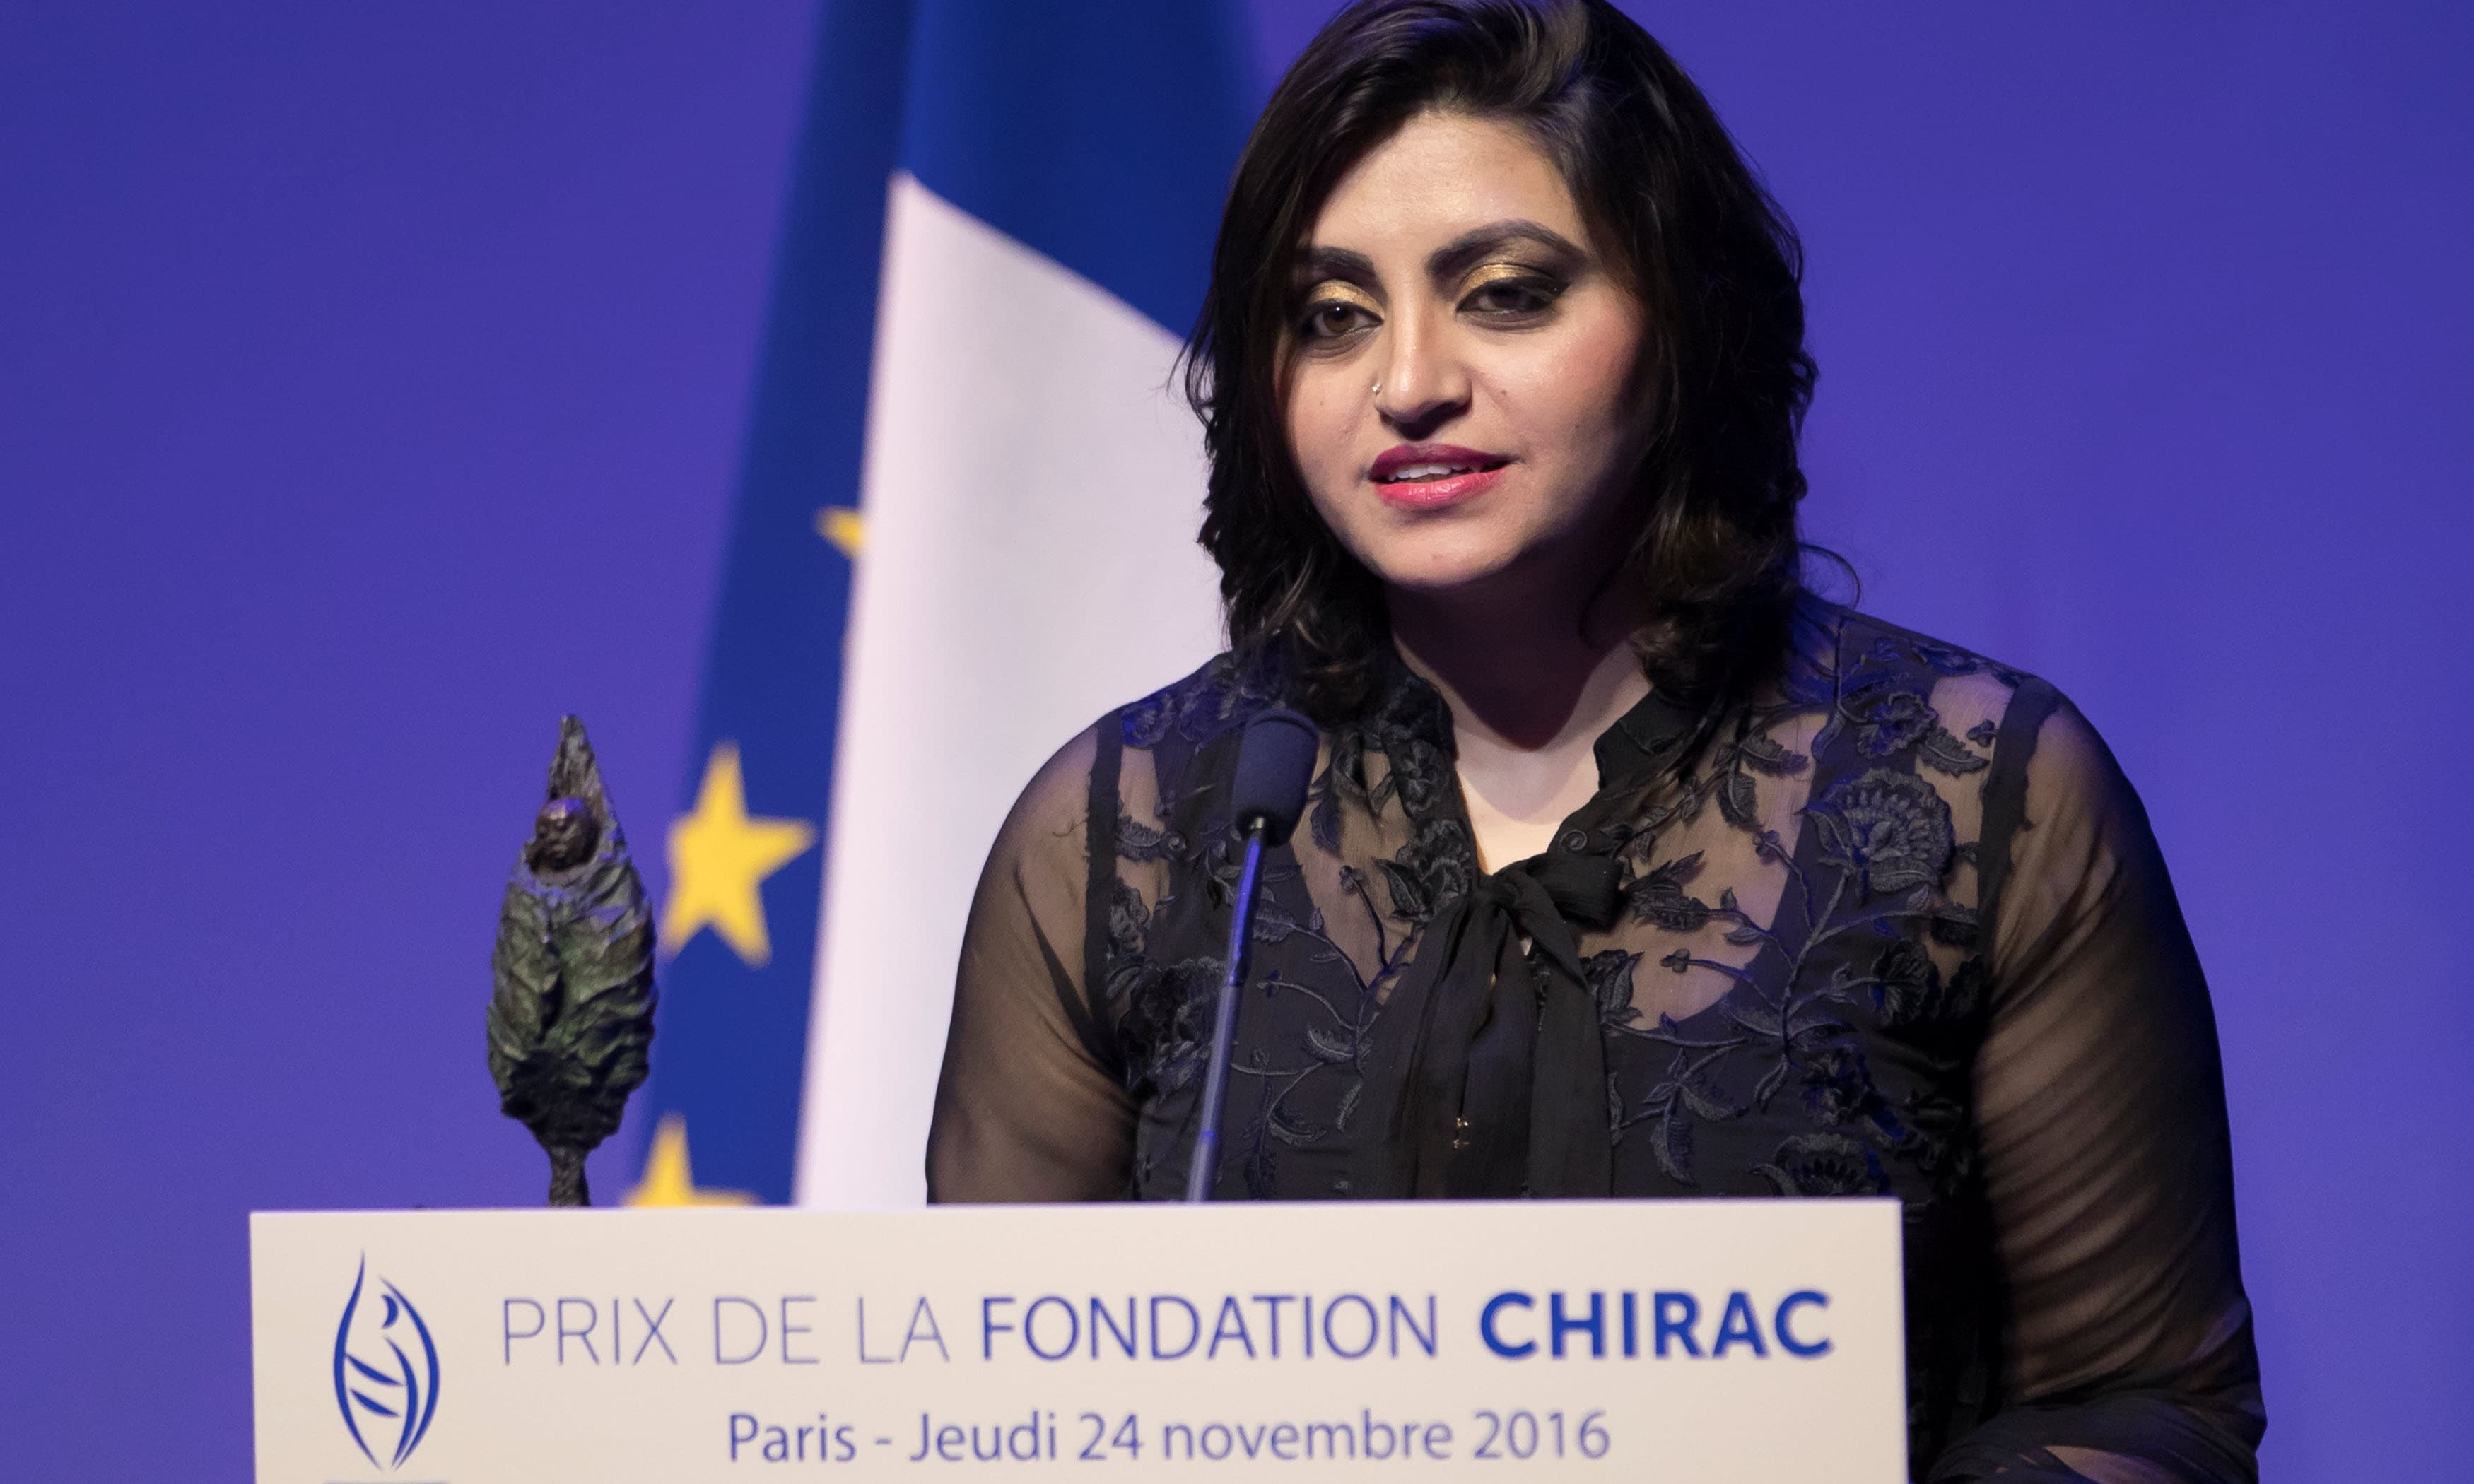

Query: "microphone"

xmin=1184 ymin=708 xmax=1320 ymax=1202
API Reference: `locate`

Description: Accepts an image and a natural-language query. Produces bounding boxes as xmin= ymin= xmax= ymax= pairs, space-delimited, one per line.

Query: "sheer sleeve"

xmin=925 ymin=722 xmax=1136 ymax=1201
xmin=1931 ymin=688 xmax=2263 ymax=1482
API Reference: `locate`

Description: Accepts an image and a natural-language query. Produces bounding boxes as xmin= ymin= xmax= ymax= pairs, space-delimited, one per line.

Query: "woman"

xmin=927 ymin=1 xmax=2261 ymax=1478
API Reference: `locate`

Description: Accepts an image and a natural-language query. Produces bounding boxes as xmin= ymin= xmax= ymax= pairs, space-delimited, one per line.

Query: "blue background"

xmin=3 ymin=2 xmax=2467 ymax=1478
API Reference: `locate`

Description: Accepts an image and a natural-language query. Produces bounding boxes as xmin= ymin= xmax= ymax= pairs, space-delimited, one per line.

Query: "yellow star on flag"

xmin=625 ymin=1114 xmax=755 ymax=1207
xmin=814 ymin=505 xmax=864 ymax=557
xmin=664 ymin=742 xmax=815 ymax=966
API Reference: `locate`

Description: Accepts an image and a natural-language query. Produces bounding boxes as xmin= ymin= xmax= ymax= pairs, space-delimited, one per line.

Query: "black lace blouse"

xmin=927 ymin=603 xmax=2261 ymax=1482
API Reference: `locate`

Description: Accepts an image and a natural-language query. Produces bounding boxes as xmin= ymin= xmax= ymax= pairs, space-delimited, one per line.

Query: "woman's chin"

xmin=1366 ymin=549 xmax=1531 ymax=603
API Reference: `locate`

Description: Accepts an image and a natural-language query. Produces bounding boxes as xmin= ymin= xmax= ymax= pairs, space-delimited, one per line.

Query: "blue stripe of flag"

xmin=645 ymin=0 xmax=1252 ymax=1203
xmin=900 ymin=0 xmax=1254 ymax=336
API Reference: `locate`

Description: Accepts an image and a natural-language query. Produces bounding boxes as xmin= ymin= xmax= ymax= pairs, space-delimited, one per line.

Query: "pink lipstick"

xmin=1368 ymin=442 xmax=1512 ymax=510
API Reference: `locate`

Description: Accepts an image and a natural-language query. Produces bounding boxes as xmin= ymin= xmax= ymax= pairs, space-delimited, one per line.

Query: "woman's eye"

xmin=1463 ymin=274 xmax=1562 ymax=318
xmin=1300 ymin=300 xmax=1377 ymax=340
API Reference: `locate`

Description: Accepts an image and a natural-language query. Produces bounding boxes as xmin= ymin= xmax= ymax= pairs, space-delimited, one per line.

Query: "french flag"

xmin=635 ymin=0 xmax=1256 ymax=1208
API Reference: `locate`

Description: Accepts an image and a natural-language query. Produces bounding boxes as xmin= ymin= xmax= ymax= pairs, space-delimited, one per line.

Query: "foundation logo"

xmin=332 ymin=1256 xmax=442 ymax=1470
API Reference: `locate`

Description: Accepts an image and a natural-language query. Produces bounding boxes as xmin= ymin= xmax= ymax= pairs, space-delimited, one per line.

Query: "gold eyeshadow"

xmin=1299 ymin=278 xmax=1380 ymax=312
xmin=1462 ymin=262 xmax=1546 ymax=289
xmin=1286 ymin=259 xmax=1567 ymax=341
xmin=1461 ymin=261 xmax=1566 ymax=296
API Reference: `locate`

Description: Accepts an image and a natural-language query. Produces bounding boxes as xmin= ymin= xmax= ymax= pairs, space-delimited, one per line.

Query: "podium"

xmin=250 ymin=1199 xmax=1905 ymax=1480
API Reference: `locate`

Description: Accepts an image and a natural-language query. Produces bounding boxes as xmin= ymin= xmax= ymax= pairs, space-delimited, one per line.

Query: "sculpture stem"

xmin=548 ymin=1145 xmax=591 ymax=1207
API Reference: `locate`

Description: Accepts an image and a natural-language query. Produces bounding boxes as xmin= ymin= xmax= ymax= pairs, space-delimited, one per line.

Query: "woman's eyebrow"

xmin=1292 ymin=222 xmax=1583 ymax=290
xmin=1292 ymin=244 xmax=1378 ymax=285
xmin=1426 ymin=219 xmax=1585 ymax=282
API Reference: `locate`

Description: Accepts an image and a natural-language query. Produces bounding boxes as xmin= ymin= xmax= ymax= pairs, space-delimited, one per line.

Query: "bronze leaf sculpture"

xmin=487 ymin=717 xmax=657 ymax=1206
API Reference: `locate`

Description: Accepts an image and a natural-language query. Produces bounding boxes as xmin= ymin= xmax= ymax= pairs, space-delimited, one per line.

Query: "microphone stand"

xmin=1184 ymin=818 xmax=1269 ymax=1201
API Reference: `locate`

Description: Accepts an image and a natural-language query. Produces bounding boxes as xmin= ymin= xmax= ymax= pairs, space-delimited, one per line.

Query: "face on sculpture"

xmin=1282 ymin=110 xmax=1652 ymax=603
xmin=528 ymin=797 xmax=599 ymax=872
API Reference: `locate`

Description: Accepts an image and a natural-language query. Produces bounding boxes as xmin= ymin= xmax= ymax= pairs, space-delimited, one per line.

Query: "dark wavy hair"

xmin=1183 ymin=0 xmax=1817 ymax=723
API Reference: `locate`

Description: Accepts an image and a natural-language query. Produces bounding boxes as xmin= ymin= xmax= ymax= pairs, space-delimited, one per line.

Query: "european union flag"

xmin=635 ymin=0 xmax=1254 ymax=1206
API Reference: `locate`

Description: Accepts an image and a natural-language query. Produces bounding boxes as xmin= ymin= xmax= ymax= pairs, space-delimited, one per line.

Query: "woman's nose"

xmin=1371 ymin=308 xmax=1470 ymax=436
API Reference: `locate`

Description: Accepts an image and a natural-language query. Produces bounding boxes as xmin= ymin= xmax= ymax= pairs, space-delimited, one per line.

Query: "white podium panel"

xmin=251 ymin=1201 xmax=1904 ymax=1481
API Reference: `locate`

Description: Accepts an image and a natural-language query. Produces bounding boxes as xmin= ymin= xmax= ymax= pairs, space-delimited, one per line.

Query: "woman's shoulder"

xmin=1809 ymin=603 xmax=2134 ymax=847
xmin=1799 ymin=601 xmax=2068 ymax=748
xmin=997 ymin=650 xmax=1267 ymax=842
xmin=1115 ymin=649 xmax=1286 ymax=753
xmin=1813 ymin=603 xmax=2039 ymax=695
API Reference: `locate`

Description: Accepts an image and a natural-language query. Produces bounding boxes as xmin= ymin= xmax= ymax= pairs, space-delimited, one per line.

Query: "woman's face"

xmin=1282 ymin=110 xmax=1650 ymax=606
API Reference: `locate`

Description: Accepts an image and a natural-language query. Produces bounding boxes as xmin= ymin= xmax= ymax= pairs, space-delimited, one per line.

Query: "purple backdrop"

xmin=4 ymin=2 xmax=2466 ymax=1478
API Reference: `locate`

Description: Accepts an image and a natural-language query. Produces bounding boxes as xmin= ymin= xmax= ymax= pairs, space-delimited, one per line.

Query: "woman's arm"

xmin=925 ymin=724 xmax=1137 ymax=1201
xmin=1930 ymin=695 xmax=2263 ymax=1483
